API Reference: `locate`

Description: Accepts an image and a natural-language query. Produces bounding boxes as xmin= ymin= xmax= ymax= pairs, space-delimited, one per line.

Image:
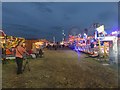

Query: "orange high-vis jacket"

xmin=6 ymin=49 xmax=12 ymax=55
xmin=15 ymin=46 xmax=26 ymax=58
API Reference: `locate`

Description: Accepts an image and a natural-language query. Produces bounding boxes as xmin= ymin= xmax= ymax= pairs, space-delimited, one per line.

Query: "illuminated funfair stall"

xmin=0 ymin=30 xmax=25 ymax=60
xmin=0 ymin=30 xmax=6 ymax=47
xmin=33 ymin=41 xmax=44 ymax=49
xmin=0 ymin=30 xmax=6 ymax=61
xmin=68 ymin=34 xmax=93 ymax=54
xmin=5 ymin=36 xmax=25 ymax=60
xmin=32 ymin=39 xmax=48 ymax=51
xmin=95 ymin=25 xmax=118 ymax=64
xmin=68 ymin=25 xmax=118 ymax=64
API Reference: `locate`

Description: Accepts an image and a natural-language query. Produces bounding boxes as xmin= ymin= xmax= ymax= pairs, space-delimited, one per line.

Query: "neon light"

xmin=111 ymin=31 xmax=118 ymax=35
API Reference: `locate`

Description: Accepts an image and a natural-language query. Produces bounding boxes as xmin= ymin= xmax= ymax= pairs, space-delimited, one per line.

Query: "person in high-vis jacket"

xmin=15 ymin=41 xmax=29 ymax=75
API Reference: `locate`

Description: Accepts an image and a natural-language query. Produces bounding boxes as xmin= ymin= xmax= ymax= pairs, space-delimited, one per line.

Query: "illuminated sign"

xmin=96 ymin=25 xmax=104 ymax=33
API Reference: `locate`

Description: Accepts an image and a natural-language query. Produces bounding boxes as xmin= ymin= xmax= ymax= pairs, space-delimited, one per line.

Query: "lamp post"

xmin=62 ymin=30 xmax=66 ymax=42
xmin=53 ymin=36 xmax=55 ymax=44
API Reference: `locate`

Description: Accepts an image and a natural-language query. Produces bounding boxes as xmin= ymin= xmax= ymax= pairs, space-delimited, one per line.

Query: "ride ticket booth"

xmin=99 ymin=36 xmax=118 ymax=64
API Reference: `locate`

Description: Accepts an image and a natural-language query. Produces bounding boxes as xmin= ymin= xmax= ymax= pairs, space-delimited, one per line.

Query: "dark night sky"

xmin=2 ymin=2 xmax=118 ymax=41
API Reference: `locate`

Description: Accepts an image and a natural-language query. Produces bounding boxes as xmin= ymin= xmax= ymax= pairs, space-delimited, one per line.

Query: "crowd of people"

xmin=28 ymin=46 xmax=44 ymax=59
xmin=46 ymin=42 xmax=68 ymax=50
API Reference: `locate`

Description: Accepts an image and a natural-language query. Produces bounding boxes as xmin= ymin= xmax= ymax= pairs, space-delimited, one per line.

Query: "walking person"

xmin=90 ymin=42 xmax=94 ymax=55
xmin=15 ymin=40 xmax=29 ymax=75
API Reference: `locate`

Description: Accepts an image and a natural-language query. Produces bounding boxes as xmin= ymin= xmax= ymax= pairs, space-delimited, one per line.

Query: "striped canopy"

xmin=0 ymin=30 xmax=6 ymax=36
